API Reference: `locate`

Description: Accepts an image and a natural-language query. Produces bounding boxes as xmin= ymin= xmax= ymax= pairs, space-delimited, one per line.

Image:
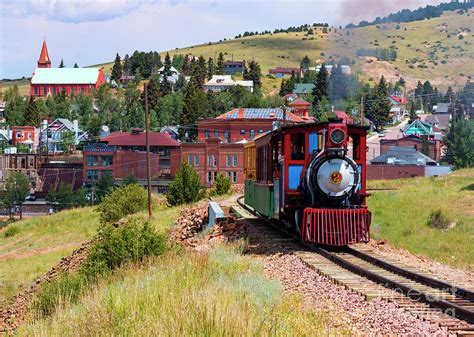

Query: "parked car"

xmin=378 ymin=131 xmax=386 ymax=138
xmin=25 ymin=193 xmax=36 ymax=201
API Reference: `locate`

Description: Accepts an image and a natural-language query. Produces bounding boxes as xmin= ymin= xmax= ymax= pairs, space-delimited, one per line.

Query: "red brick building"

xmin=11 ymin=126 xmax=40 ymax=151
xmin=30 ymin=39 xmax=106 ymax=97
xmin=287 ymin=99 xmax=312 ymax=119
xmin=380 ymin=135 xmax=441 ymax=161
xmin=83 ymin=129 xmax=180 ymax=183
xmin=173 ymin=108 xmax=306 ymax=186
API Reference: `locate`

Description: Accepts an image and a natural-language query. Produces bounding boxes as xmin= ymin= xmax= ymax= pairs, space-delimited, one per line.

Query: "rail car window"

xmin=290 ymin=133 xmax=305 ymax=160
xmin=350 ymin=135 xmax=361 ymax=160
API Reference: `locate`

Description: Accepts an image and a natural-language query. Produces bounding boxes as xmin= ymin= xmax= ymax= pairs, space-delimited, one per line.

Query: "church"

xmin=30 ymin=39 xmax=106 ymax=97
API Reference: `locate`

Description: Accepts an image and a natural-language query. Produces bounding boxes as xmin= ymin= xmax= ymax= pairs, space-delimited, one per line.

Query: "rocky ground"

xmin=244 ymin=221 xmax=454 ymax=336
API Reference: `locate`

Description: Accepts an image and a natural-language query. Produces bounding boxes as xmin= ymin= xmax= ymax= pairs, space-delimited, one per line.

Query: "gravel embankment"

xmin=246 ymin=224 xmax=452 ymax=336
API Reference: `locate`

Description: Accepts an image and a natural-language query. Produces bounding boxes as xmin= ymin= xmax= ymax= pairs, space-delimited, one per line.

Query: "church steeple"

xmin=37 ymin=38 xmax=51 ymax=68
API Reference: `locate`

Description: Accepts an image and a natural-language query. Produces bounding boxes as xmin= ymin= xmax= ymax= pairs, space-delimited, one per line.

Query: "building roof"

xmin=224 ymin=61 xmax=244 ymax=66
xmin=434 ymin=103 xmax=450 ymax=114
xmin=268 ymin=67 xmax=301 ymax=75
xmin=235 ymin=80 xmax=253 ymax=87
xmin=389 ymin=95 xmax=407 ymax=105
xmin=215 ymin=108 xmax=305 ymax=122
xmin=293 ymin=83 xmax=315 ymax=94
xmin=433 ymin=114 xmax=450 ymax=130
xmin=38 ymin=39 xmax=51 ymax=66
xmin=334 ymin=111 xmax=354 ymax=124
xmin=158 ymin=65 xmax=179 ymax=74
xmin=371 ymin=146 xmax=436 ymax=166
xmin=205 ymin=75 xmax=235 ymax=85
xmin=424 ymin=115 xmax=439 ymax=125
xmin=288 ymin=99 xmax=311 ymax=107
xmin=403 ymin=119 xmax=433 ymax=135
xmin=31 ymin=68 xmax=102 ymax=85
xmin=101 ymin=131 xmax=180 ymax=147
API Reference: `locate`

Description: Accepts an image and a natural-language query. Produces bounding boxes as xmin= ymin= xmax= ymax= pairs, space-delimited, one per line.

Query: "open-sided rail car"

xmin=243 ymin=118 xmax=371 ymax=246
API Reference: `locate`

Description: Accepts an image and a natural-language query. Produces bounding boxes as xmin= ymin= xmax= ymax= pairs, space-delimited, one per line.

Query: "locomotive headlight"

xmin=329 ymin=129 xmax=345 ymax=144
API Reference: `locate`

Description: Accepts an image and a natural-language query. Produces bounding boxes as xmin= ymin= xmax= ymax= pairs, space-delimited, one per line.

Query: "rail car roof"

xmin=278 ymin=118 xmax=370 ymax=131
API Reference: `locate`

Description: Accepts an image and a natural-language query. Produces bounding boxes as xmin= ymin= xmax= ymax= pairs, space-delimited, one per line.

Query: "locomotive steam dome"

xmin=309 ymin=156 xmax=359 ymax=199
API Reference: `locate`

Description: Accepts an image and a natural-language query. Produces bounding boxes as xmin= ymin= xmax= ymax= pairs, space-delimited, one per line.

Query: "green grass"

xmin=367 ymin=169 xmax=474 ymax=270
xmin=20 ymin=245 xmax=333 ymax=336
xmin=0 ymin=207 xmax=99 ymax=304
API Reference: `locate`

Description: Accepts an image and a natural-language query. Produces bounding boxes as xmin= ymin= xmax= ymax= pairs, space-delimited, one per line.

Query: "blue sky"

xmin=0 ymin=0 xmax=443 ymax=79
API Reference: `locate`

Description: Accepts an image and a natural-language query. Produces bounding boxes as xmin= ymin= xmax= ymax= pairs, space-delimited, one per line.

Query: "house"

xmin=288 ymin=99 xmax=312 ymax=119
xmin=119 ymin=75 xmax=135 ymax=84
xmin=293 ymin=83 xmax=315 ymax=97
xmin=424 ymin=114 xmax=450 ymax=132
xmin=309 ymin=65 xmax=351 ymax=75
xmin=40 ymin=119 xmax=87 ymax=153
xmin=224 ymin=61 xmax=244 ymax=75
xmin=204 ymin=75 xmax=253 ymax=93
xmin=160 ymin=126 xmax=179 ymax=140
xmin=388 ymin=95 xmax=407 ymax=124
xmin=380 ymin=135 xmax=442 ymax=161
xmin=83 ymin=129 xmax=180 ymax=183
xmin=334 ymin=111 xmax=354 ymax=125
xmin=10 ymin=126 xmax=40 ymax=152
xmin=370 ymin=146 xmax=437 ymax=166
xmin=0 ymin=129 xmax=11 ymax=145
xmin=268 ymin=67 xmax=303 ymax=78
xmin=0 ymin=100 xmax=5 ymax=123
xmin=283 ymin=93 xmax=298 ymax=102
xmin=175 ymin=108 xmax=306 ymax=186
xmin=402 ymin=119 xmax=438 ymax=140
xmin=433 ymin=103 xmax=450 ymax=114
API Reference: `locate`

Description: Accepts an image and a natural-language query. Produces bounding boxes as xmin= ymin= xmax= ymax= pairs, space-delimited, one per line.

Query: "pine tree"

xmin=123 ymin=54 xmax=131 ymax=76
xmin=175 ymin=74 xmax=187 ymax=93
xmin=164 ymin=52 xmax=172 ymax=76
xmin=146 ymin=77 xmax=161 ymax=109
xmin=216 ymin=52 xmax=225 ymax=75
xmin=445 ymin=113 xmax=473 ymax=169
xmin=182 ymin=54 xmax=190 ymax=76
xmin=312 ymin=64 xmax=328 ymax=111
xmin=244 ymin=60 xmax=262 ymax=89
xmin=445 ymin=86 xmax=454 ymax=102
xmin=59 ymin=59 xmax=65 ymax=68
xmin=24 ymin=96 xmax=41 ymax=127
xmin=180 ymin=82 xmax=209 ymax=139
xmin=111 ymin=53 xmax=123 ymax=82
xmin=365 ymin=76 xmax=392 ymax=130
xmin=300 ymin=55 xmax=311 ymax=69
xmin=190 ymin=56 xmax=207 ymax=88
xmin=408 ymin=101 xmax=417 ymax=123
xmin=207 ymin=57 xmax=215 ymax=80
xmin=160 ymin=74 xmax=172 ymax=96
xmin=73 ymin=63 xmax=79 ymax=68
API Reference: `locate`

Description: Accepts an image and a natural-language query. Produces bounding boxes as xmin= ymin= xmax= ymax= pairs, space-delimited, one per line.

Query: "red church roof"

xmin=38 ymin=39 xmax=51 ymax=68
xmin=101 ymin=131 xmax=180 ymax=147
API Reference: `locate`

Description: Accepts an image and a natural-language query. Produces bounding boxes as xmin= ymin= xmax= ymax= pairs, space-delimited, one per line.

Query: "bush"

xmin=458 ymin=34 xmax=464 ymax=40
xmin=210 ymin=173 xmax=231 ymax=197
xmin=166 ymin=162 xmax=205 ymax=206
xmin=123 ymin=174 xmax=138 ymax=186
xmin=97 ymin=184 xmax=148 ymax=224
xmin=428 ymin=209 xmax=452 ymax=230
xmin=81 ymin=217 xmax=167 ymax=278
xmin=3 ymin=225 xmax=20 ymax=238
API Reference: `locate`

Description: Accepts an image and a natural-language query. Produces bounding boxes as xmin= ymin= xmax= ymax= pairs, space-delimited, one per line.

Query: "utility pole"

xmin=144 ymin=83 xmax=153 ymax=218
xmin=91 ymin=185 xmax=95 ymax=207
xmin=282 ymin=105 xmax=287 ymax=126
xmin=360 ymin=96 xmax=364 ymax=125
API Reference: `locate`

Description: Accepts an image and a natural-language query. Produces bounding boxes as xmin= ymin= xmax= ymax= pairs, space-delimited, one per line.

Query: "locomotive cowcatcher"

xmin=243 ymin=118 xmax=371 ymax=246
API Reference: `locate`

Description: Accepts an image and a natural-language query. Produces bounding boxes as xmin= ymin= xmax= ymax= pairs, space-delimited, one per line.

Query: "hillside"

xmin=99 ymin=9 xmax=472 ymax=92
xmin=3 ymin=9 xmax=472 ymax=97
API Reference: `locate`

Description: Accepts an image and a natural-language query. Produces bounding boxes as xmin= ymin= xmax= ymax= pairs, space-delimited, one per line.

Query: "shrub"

xmin=428 ymin=209 xmax=452 ymax=230
xmin=81 ymin=218 xmax=166 ymax=278
xmin=166 ymin=162 xmax=205 ymax=206
xmin=123 ymin=174 xmax=138 ymax=185
xmin=210 ymin=173 xmax=231 ymax=197
xmin=3 ymin=225 xmax=20 ymax=238
xmin=97 ymin=184 xmax=148 ymax=224
xmin=458 ymin=34 xmax=464 ymax=40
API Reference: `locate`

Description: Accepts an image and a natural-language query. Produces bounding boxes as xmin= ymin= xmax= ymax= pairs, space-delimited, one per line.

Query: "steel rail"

xmin=235 ymin=196 xmax=474 ymax=324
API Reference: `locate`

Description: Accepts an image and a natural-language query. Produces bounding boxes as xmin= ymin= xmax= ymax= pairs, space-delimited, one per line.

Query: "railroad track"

xmin=234 ymin=197 xmax=474 ymax=334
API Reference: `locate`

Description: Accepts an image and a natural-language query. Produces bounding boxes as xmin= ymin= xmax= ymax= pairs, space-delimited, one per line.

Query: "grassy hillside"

xmin=4 ymin=9 xmax=472 ymax=98
xmin=367 ymin=169 xmax=474 ymax=270
xmin=0 ymin=208 xmax=99 ymax=304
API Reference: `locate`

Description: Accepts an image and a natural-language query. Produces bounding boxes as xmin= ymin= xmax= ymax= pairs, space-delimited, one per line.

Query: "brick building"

xmin=173 ymin=108 xmax=306 ymax=186
xmin=30 ymin=39 xmax=105 ymax=97
xmin=83 ymin=129 xmax=180 ymax=183
xmin=11 ymin=126 xmax=40 ymax=151
xmin=380 ymin=135 xmax=442 ymax=161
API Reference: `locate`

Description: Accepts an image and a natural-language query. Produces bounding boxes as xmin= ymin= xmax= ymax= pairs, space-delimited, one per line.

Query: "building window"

xmin=101 ymin=170 xmax=113 ymax=179
xmin=204 ymin=130 xmax=210 ymax=139
xmin=101 ymin=155 xmax=113 ymax=167
xmin=43 ymin=87 xmax=47 ymax=96
xmin=214 ymin=130 xmax=219 ymax=138
xmin=52 ymin=87 xmax=56 ymax=95
xmin=27 ymin=132 xmax=31 ymax=139
xmin=207 ymin=171 xmax=212 ymax=183
xmin=224 ymin=130 xmax=229 ymax=141
xmin=188 ymin=155 xmax=193 ymax=166
xmin=86 ymin=155 xmax=99 ymax=167
xmin=16 ymin=131 xmax=22 ymax=138
xmin=250 ymin=129 xmax=255 ymax=140
xmin=232 ymin=171 xmax=237 ymax=183
xmin=81 ymin=87 xmax=85 ymax=94
xmin=213 ymin=155 xmax=218 ymax=167
xmin=86 ymin=170 xmax=99 ymax=181
xmin=226 ymin=155 xmax=231 ymax=167
xmin=208 ymin=155 xmax=217 ymax=167
xmin=194 ymin=155 xmax=199 ymax=166
xmin=240 ymin=129 xmax=246 ymax=136
xmin=34 ymin=86 xmax=38 ymax=96
xmin=233 ymin=155 xmax=238 ymax=167
xmin=259 ymin=129 xmax=264 ymax=134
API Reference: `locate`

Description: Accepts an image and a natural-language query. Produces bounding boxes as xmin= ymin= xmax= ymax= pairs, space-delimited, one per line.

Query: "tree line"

xmin=356 ymin=47 xmax=397 ymax=61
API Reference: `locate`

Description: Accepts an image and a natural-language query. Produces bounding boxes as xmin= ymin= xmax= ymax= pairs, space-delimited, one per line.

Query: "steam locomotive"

xmin=243 ymin=118 xmax=371 ymax=246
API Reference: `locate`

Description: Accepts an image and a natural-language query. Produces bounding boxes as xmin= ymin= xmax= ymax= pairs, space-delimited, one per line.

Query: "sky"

xmin=0 ymin=0 xmax=444 ymax=79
